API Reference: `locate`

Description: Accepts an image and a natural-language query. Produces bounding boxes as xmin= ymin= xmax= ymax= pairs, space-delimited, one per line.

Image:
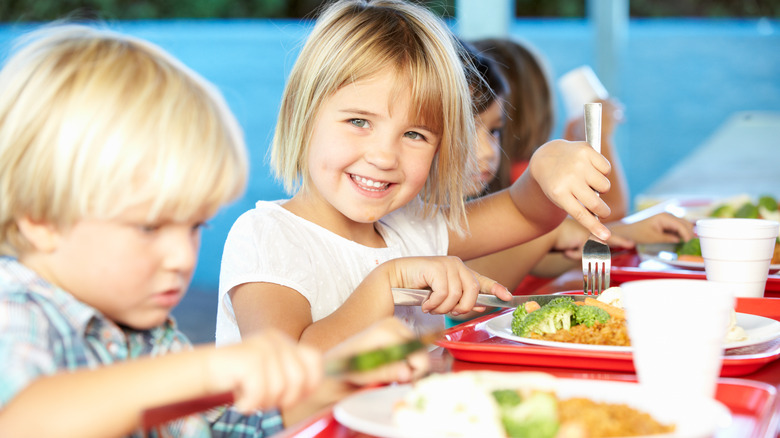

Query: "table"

xmin=278 ymin=264 xmax=780 ymax=437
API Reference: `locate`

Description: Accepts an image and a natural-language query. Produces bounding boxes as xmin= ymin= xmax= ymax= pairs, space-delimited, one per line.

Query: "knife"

xmin=392 ymin=287 xmax=586 ymax=308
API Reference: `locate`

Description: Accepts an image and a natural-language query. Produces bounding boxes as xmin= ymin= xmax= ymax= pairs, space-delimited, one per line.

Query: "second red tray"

xmin=437 ymin=297 xmax=780 ymax=377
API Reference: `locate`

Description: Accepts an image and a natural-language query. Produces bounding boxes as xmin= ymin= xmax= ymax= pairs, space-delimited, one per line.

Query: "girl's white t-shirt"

xmin=216 ymin=200 xmax=449 ymax=346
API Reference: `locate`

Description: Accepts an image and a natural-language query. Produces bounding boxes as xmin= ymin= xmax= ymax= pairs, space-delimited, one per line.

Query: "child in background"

xmin=473 ymin=37 xmax=630 ymax=219
xmin=0 ymin=24 xmax=427 ymax=437
xmin=217 ymin=0 xmax=613 ymax=351
xmin=462 ymin=39 xmax=694 ymax=290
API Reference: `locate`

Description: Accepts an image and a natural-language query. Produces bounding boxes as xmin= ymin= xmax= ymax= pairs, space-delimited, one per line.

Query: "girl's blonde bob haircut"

xmin=270 ymin=0 xmax=477 ymax=234
xmin=0 ymin=24 xmax=248 ymax=257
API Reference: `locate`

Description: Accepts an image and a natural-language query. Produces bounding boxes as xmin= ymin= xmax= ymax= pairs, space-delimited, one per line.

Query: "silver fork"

xmin=581 ymin=103 xmax=611 ymax=296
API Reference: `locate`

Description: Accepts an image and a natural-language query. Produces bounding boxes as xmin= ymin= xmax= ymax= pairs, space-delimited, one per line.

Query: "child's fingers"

xmin=424 ymin=263 xmax=477 ymax=314
xmin=477 ymin=274 xmax=512 ymax=300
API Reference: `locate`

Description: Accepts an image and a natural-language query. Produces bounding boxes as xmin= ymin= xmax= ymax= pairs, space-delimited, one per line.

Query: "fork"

xmin=581 ymin=103 xmax=611 ymax=296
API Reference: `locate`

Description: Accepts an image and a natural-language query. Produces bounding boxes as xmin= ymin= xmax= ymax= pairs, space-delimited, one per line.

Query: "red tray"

xmin=436 ymin=298 xmax=780 ymax=377
xmin=610 ymin=250 xmax=780 ymax=295
xmin=277 ymin=378 xmax=779 ymax=438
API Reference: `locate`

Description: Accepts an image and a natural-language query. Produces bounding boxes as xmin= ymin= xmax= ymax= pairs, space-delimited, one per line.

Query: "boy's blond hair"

xmin=270 ymin=0 xmax=477 ymax=234
xmin=0 ymin=24 xmax=248 ymax=257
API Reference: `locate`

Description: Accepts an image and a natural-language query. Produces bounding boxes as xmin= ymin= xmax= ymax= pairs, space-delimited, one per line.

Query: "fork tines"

xmin=582 ymin=237 xmax=611 ymax=296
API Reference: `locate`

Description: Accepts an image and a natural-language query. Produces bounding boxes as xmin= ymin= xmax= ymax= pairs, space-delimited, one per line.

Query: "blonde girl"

xmin=217 ymin=0 xmax=612 ymax=351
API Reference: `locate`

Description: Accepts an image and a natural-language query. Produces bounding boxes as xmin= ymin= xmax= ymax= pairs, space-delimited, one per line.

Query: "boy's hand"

xmin=387 ymin=256 xmax=512 ymax=316
xmin=207 ymin=330 xmax=323 ymax=413
xmin=325 ymin=317 xmax=430 ymax=385
xmin=529 ymin=140 xmax=611 ymax=240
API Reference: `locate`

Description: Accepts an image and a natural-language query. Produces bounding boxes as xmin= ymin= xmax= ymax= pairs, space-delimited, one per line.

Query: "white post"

xmin=455 ymin=0 xmax=514 ymax=40
xmin=588 ymin=0 xmax=628 ymax=98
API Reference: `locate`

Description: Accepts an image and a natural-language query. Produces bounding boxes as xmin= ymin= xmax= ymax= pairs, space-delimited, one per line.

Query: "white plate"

xmin=484 ymin=311 xmax=780 ymax=352
xmin=637 ymin=242 xmax=780 ymax=274
xmin=333 ymin=376 xmax=732 ymax=438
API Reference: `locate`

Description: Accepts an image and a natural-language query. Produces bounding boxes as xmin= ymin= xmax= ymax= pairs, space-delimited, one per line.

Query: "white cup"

xmin=557 ymin=65 xmax=609 ymax=120
xmin=696 ymin=218 xmax=780 ymax=298
xmin=623 ymin=279 xmax=734 ymax=399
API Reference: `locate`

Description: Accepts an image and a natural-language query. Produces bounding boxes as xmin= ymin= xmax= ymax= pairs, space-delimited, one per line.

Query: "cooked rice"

xmin=529 ymin=319 xmax=631 ymax=346
xmin=559 ymin=397 xmax=675 ymax=437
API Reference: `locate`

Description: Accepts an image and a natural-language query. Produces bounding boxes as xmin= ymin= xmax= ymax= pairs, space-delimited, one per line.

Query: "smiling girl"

xmin=217 ymin=0 xmax=613 ymax=351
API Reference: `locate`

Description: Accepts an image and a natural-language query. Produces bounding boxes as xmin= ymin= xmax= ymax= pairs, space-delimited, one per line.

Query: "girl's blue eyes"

xmin=348 ymin=119 xmax=428 ymax=142
xmin=404 ymin=131 xmax=426 ymax=141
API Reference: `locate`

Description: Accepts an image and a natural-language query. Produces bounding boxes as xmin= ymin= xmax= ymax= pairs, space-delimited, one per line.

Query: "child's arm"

xmin=231 ymin=256 xmax=511 ymax=351
xmin=451 ymin=139 xmax=612 ymax=261
xmin=0 ymin=330 xmax=322 ymax=437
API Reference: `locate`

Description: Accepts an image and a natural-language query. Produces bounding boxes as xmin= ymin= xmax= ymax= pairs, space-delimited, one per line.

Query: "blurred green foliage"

xmin=1 ymin=0 xmax=778 ymax=22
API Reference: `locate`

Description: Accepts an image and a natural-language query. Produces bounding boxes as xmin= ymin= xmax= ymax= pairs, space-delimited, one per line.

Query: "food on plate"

xmin=595 ymin=287 xmax=623 ymax=308
xmin=705 ymin=194 xmax=780 ymax=264
xmin=726 ymin=310 xmax=748 ymax=343
xmin=511 ymin=291 xmax=630 ymax=346
xmin=708 ymin=194 xmax=778 ymax=220
xmin=393 ymin=371 xmax=675 ymax=438
xmin=511 ymin=287 xmax=747 ymax=347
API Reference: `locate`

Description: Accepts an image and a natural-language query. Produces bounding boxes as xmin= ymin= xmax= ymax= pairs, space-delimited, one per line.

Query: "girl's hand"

xmin=387 ymin=256 xmax=512 ymax=316
xmin=529 ymin=139 xmax=612 ymax=240
xmin=609 ymin=213 xmax=695 ymax=244
xmin=206 ymin=329 xmax=323 ymax=413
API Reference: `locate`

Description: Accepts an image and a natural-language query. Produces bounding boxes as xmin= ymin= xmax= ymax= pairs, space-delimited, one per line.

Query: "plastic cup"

xmin=696 ymin=218 xmax=780 ymax=298
xmin=623 ymin=279 xmax=735 ymax=399
xmin=557 ymin=65 xmax=608 ymax=120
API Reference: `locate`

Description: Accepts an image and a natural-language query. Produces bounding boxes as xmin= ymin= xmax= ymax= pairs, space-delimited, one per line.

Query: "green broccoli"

xmin=574 ymin=305 xmax=610 ymax=327
xmin=497 ymin=391 xmax=559 ymax=438
xmin=492 ymin=389 xmax=523 ymax=407
xmin=676 ymin=237 xmax=701 ymax=256
xmin=512 ymin=298 xmax=576 ymax=337
xmin=758 ymin=195 xmax=778 ymax=212
xmin=735 ymin=202 xmax=760 ymax=219
xmin=709 ymin=203 xmax=736 ymax=218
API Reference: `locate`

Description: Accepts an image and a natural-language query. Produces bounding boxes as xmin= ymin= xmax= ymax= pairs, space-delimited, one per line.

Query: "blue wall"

xmin=1 ymin=18 xmax=778 ymax=295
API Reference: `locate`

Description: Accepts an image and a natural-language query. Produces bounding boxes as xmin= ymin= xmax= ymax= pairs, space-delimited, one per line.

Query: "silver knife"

xmin=391 ymin=287 xmax=587 ymax=308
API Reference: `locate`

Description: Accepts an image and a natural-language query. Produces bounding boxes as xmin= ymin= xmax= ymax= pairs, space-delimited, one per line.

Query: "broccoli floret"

xmin=676 ymin=237 xmax=701 ymax=256
xmin=758 ymin=195 xmax=778 ymax=212
xmin=574 ymin=305 xmax=610 ymax=327
xmin=709 ymin=203 xmax=736 ymax=218
xmin=498 ymin=391 xmax=559 ymax=438
xmin=492 ymin=389 xmax=523 ymax=407
xmin=735 ymin=202 xmax=760 ymax=219
xmin=511 ymin=305 xmax=529 ymax=335
xmin=513 ymin=303 xmax=529 ymax=320
xmin=512 ymin=298 xmax=576 ymax=337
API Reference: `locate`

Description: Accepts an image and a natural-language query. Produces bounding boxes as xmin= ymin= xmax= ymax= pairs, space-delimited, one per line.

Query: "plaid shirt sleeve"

xmin=0 ymin=293 xmax=60 ymax=407
xmin=208 ymin=406 xmax=284 ymax=438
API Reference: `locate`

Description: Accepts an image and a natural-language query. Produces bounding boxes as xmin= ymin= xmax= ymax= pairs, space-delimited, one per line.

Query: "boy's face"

xmin=301 ymin=68 xmax=440 ymax=228
xmin=24 ymin=203 xmax=206 ymax=330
